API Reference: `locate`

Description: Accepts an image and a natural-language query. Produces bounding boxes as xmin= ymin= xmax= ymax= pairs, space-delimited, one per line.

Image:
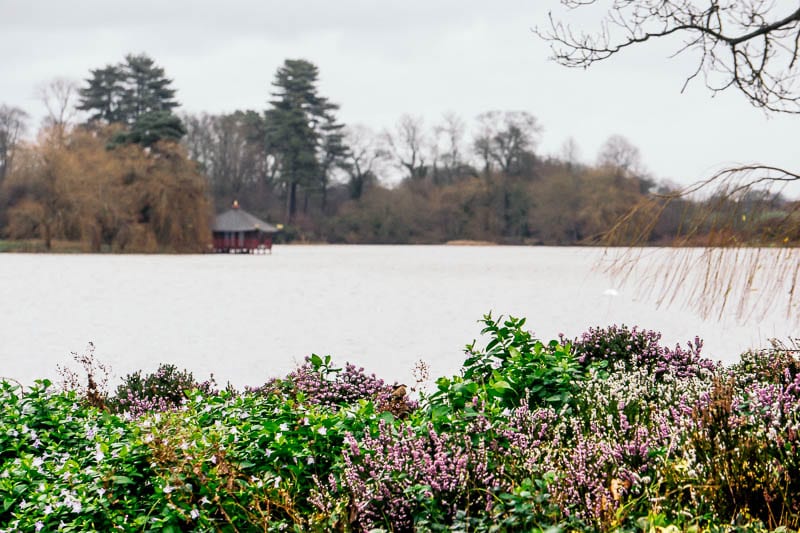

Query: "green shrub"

xmin=428 ymin=314 xmax=583 ymax=416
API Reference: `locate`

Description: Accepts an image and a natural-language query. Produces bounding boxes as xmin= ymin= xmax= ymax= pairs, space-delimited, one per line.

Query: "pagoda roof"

xmin=213 ymin=207 xmax=279 ymax=233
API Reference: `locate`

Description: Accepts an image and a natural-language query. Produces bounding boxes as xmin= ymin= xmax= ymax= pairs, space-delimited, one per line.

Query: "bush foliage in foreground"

xmin=2 ymin=315 xmax=800 ymax=532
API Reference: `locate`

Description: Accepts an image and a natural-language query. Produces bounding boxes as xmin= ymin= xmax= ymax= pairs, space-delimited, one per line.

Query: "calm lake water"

xmin=0 ymin=246 xmax=794 ymax=389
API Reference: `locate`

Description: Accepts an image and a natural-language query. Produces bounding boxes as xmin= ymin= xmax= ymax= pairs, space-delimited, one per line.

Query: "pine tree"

xmin=265 ymin=59 xmax=346 ymax=221
xmin=79 ymin=54 xmax=178 ymax=126
xmin=109 ymin=110 xmax=187 ymax=148
xmin=78 ymin=53 xmax=183 ymax=147
xmin=119 ymin=54 xmax=178 ymax=124
xmin=77 ymin=65 xmax=125 ymax=123
xmin=318 ymin=113 xmax=347 ymax=211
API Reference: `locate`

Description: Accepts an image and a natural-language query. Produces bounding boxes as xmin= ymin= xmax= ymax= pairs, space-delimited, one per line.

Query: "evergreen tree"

xmin=77 ymin=65 xmax=124 ymax=123
xmin=265 ymin=59 xmax=345 ymax=221
xmin=318 ymin=112 xmax=348 ymax=211
xmin=78 ymin=53 xmax=183 ymax=147
xmin=78 ymin=54 xmax=179 ymax=126
xmin=119 ymin=54 xmax=178 ymax=124
xmin=110 ymin=110 xmax=187 ymax=149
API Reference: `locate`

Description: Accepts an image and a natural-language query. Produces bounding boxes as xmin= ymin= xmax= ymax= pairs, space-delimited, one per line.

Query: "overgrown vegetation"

xmin=2 ymin=315 xmax=800 ymax=531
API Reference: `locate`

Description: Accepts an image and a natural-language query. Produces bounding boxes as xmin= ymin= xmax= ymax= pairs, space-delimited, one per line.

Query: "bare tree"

xmin=182 ymin=110 xmax=271 ymax=208
xmin=37 ymin=78 xmax=80 ymax=142
xmin=343 ymin=124 xmax=389 ymax=199
xmin=597 ymin=134 xmax=644 ymax=177
xmin=560 ymin=136 xmax=582 ymax=168
xmin=473 ymin=111 xmax=542 ymax=176
xmin=539 ymin=1 xmax=800 ymax=113
xmin=181 ymin=112 xmax=215 ymax=170
xmin=385 ymin=114 xmax=429 ymax=181
xmin=431 ymin=112 xmax=470 ymax=183
xmin=540 ymin=1 xmax=800 ymax=321
xmin=0 ymin=105 xmax=29 ymax=183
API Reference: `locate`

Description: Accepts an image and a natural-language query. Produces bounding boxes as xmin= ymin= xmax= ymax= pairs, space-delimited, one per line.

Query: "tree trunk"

xmin=286 ymin=182 xmax=297 ymax=222
xmin=43 ymin=222 xmax=52 ymax=250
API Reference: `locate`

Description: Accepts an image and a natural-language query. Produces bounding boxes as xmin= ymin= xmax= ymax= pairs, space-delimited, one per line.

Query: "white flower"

xmin=190 ymin=508 xmax=200 ymax=520
xmin=210 ymin=455 xmax=217 ymax=465
xmin=306 ymin=456 xmax=315 ymax=465
xmin=265 ymin=449 xmax=273 ymax=458
xmin=279 ymin=423 xmax=289 ymax=432
xmin=317 ymin=427 xmax=327 ymax=436
xmin=163 ymin=484 xmax=174 ymax=494
xmin=43 ymin=505 xmax=53 ymax=515
xmin=199 ymin=496 xmax=211 ymax=506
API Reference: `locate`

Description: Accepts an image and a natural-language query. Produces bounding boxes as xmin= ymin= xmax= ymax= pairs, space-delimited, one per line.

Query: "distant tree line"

xmin=0 ymin=54 xmax=794 ymax=251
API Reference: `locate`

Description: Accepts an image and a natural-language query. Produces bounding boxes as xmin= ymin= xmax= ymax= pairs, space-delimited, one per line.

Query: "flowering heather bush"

xmin=680 ymin=364 xmax=800 ymax=529
xmin=332 ymin=402 xmax=568 ymax=532
xmin=109 ymin=363 xmax=217 ymax=417
xmin=574 ymin=324 xmax=717 ymax=380
xmin=264 ymin=354 xmax=418 ymax=416
xmin=730 ymin=341 xmax=800 ymax=389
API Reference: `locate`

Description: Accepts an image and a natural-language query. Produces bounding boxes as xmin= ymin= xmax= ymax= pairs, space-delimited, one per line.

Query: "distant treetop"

xmin=78 ymin=53 xmax=179 ymax=126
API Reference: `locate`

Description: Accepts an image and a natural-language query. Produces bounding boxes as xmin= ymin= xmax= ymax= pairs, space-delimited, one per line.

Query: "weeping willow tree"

xmin=539 ymin=1 xmax=800 ymax=321
xmin=3 ymin=124 xmax=211 ymax=252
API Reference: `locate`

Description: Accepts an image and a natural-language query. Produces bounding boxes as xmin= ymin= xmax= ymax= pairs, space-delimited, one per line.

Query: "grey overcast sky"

xmin=1 ymin=0 xmax=797 ymax=188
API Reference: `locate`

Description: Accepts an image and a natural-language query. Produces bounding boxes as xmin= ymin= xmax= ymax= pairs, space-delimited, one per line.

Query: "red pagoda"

xmin=211 ymin=201 xmax=279 ymax=254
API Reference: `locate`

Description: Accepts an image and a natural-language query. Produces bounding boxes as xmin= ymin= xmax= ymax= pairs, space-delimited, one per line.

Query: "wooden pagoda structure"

xmin=212 ymin=201 xmax=279 ymax=254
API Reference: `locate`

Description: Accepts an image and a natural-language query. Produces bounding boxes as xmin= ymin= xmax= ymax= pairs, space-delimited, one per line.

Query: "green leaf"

xmin=111 ymin=476 xmax=134 ymax=484
xmin=310 ymin=354 xmax=323 ymax=368
xmin=492 ymin=380 xmax=512 ymax=392
xmin=430 ymin=405 xmax=451 ymax=421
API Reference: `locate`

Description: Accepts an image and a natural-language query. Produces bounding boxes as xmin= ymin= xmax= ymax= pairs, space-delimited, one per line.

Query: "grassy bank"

xmin=0 ymin=239 xmax=88 ymax=253
xmin=2 ymin=315 xmax=799 ymax=532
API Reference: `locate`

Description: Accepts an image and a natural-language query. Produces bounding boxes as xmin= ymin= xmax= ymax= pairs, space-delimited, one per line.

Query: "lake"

xmin=0 ymin=246 xmax=794 ymax=389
